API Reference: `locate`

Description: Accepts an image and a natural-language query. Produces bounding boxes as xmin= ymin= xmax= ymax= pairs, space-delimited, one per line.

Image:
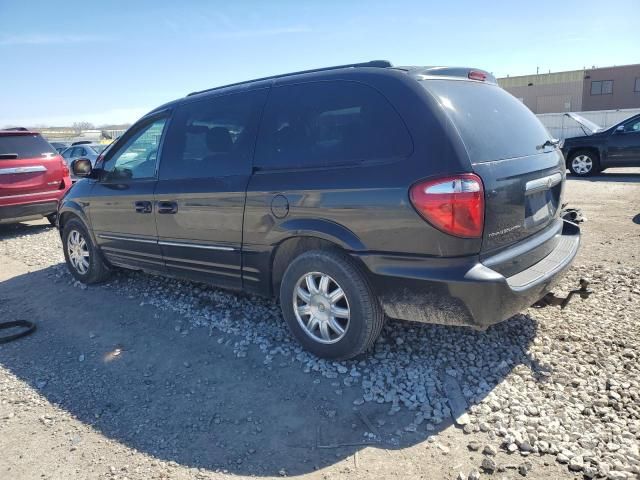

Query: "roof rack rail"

xmin=187 ymin=60 xmax=392 ymax=97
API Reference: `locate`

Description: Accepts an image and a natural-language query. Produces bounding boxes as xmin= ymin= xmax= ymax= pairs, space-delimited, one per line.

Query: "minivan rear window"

xmin=0 ymin=134 xmax=57 ymax=160
xmin=421 ymin=80 xmax=552 ymax=163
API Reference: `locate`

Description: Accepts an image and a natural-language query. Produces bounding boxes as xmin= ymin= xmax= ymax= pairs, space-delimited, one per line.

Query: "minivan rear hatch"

xmin=0 ymin=132 xmax=67 ymax=199
xmin=420 ymin=79 xmax=565 ymax=255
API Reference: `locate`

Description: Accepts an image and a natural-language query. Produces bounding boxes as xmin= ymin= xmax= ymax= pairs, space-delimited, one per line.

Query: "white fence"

xmin=39 ymin=128 xmax=126 ymax=143
xmin=537 ymin=108 xmax=640 ymax=140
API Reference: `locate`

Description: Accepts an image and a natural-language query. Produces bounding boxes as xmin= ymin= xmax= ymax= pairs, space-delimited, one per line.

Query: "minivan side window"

xmin=159 ymin=89 xmax=267 ymax=180
xmin=254 ymin=81 xmax=412 ymax=170
xmin=101 ymin=117 xmax=167 ymax=181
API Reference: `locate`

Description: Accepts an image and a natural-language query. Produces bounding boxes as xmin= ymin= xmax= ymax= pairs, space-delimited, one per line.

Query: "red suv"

xmin=0 ymin=129 xmax=71 ymax=225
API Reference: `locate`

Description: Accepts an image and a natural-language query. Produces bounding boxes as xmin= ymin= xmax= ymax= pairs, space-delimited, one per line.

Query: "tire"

xmin=568 ymin=150 xmax=600 ymax=177
xmin=46 ymin=213 xmax=57 ymax=226
xmin=279 ymin=249 xmax=385 ymax=360
xmin=62 ymin=218 xmax=111 ymax=284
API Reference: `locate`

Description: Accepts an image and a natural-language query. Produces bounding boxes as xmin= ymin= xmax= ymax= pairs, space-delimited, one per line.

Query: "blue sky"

xmin=1 ymin=0 xmax=638 ymax=127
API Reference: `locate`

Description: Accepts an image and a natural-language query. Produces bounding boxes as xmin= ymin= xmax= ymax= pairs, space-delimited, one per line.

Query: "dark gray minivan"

xmin=59 ymin=61 xmax=580 ymax=359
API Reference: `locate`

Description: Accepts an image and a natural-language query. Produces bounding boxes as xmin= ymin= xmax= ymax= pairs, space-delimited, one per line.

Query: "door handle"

xmin=134 ymin=200 xmax=152 ymax=213
xmin=157 ymin=201 xmax=178 ymax=214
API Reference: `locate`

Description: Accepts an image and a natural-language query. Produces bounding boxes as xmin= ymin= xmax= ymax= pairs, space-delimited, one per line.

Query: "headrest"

xmin=206 ymin=127 xmax=232 ymax=153
xmin=186 ymin=124 xmax=209 ymax=134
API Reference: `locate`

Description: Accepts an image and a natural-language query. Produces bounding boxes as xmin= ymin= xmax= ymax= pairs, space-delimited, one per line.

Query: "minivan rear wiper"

xmin=536 ymin=139 xmax=560 ymax=150
xmin=0 ymin=153 xmax=19 ymax=160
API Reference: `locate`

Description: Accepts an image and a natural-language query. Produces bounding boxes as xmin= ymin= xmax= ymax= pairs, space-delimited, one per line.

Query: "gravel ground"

xmin=1 ymin=170 xmax=639 ymax=480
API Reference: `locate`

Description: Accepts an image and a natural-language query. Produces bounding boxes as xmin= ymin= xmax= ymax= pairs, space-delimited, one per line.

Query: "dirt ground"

xmin=0 ymin=169 xmax=638 ymax=480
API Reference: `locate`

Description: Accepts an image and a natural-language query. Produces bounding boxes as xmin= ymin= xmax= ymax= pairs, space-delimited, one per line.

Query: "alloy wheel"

xmin=572 ymin=155 xmax=593 ymax=175
xmin=67 ymin=229 xmax=90 ymax=275
xmin=293 ymin=272 xmax=350 ymax=344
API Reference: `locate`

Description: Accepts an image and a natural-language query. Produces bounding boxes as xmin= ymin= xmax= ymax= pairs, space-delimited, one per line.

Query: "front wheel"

xmin=279 ymin=250 xmax=385 ymax=360
xmin=62 ymin=218 xmax=111 ymax=284
xmin=568 ymin=150 xmax=600 ymax=176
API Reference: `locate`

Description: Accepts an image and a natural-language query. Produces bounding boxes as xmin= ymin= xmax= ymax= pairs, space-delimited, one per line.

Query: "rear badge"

xmin=488 ymin=224 xmax=521 ymax=238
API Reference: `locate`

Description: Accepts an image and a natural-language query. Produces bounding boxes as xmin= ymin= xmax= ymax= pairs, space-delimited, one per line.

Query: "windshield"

xmin=421 ymin=79 xmax=552 ymax=163
xmin=564 ymin=113 xmax=603 ymax=134
xmin=0 ymin=134 xmax=58 ymax=160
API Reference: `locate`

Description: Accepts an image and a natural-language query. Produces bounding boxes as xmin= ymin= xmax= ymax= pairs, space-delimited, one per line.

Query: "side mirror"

xmin=615 ymin=125 xmax=625 ymax=133
xmin=71 ymin=158 xmax=93 ymax=177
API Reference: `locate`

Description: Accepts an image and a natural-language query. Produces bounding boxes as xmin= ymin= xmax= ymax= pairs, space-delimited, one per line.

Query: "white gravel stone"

xmin=481 ymin=456 xmax=496 ymax=473
xmin=467 ymin=470 xmax=481 ymax=480
xmin=482 ymin=444 xmax=497 ymax=456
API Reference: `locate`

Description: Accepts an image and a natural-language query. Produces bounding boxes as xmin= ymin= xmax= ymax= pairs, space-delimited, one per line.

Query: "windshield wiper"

xmin=536 ymin=139 xmax=559 ymax=150
xmin=0 ymin=153 xmax=19 ymax=160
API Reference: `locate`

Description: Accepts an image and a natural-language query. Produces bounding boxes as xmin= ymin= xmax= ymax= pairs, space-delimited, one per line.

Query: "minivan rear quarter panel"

xmin=241 ymin=71 xmax=482 ymax=295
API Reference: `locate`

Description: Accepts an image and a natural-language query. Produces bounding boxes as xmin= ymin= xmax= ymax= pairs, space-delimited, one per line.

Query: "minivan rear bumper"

xmin=354 ymin=220 xmax=580 ymax=329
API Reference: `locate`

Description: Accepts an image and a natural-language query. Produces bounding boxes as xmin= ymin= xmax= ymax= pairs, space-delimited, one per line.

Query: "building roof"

xmin=499 ymin=70 xmax=584 ymax=88
xmin=498 ymin=63 xmax=640 ymax=88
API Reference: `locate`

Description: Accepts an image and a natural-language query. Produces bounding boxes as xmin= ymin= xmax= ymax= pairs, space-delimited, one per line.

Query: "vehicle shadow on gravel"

xmin=0 ymin=265 xmax=543 ymax=476
xmin=0 ymin=221 xmax=53 ymax=240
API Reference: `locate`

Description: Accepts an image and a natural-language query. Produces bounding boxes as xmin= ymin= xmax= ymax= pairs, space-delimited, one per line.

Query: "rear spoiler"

xmin=396 ymin=66 xmax=497 ymax=85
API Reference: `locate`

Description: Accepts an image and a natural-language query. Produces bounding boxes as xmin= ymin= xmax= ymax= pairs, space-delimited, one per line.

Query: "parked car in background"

xmin=50 ymin=141 xmax=70 ymax=153
xmin=0 ymin=129 xmax=71 ymax=225
xmin=560 ymin=112 xmax=640 ymax=176
xmin=58 ymin=61 xmax=580 ymax=359
xmin=61 ymin=143 xmax=108 ymax=181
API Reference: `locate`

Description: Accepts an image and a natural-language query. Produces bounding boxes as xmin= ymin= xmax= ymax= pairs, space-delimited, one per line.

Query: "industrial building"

xmin=498 ymin=63 xmax=640 ymax=114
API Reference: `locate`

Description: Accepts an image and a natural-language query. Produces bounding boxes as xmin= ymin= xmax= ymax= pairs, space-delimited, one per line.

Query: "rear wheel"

xmin=62 ymin=218 xmax=111 ymax=284
xmin=568 ymin=150 xmax=600 ymax=176
xmin=279 ymin=249 xmax=385 ymax=360
xmin=46 ymin=213 xmax=57 ymax=226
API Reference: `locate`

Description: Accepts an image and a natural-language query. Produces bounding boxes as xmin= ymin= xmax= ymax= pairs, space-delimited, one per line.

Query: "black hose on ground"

xmin=0 ymin=320 xmax=36 ymax=344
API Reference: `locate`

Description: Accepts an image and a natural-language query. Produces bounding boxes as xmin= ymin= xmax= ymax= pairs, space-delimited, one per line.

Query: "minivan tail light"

xmin=409 ymin=174 xmax=484 ymax=238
